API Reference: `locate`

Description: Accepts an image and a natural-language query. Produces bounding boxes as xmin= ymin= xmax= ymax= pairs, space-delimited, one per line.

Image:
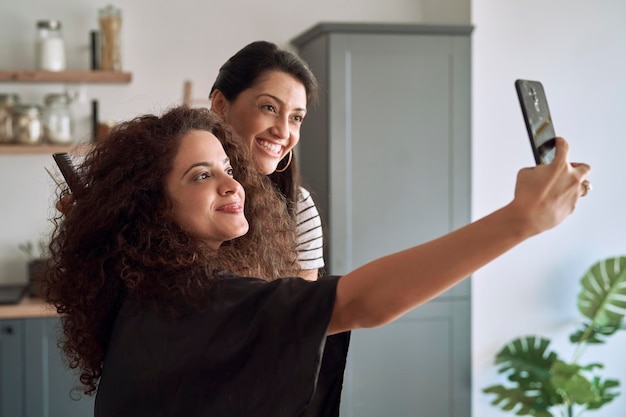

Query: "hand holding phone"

xmin=515 ymin=79 xmax=556 ymax=165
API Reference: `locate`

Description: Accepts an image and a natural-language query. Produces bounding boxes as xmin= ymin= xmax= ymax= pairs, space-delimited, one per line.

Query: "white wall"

xmin=0 ymin=0 xmax=469 ymax=284
xmin=472 ymin=1 xmax=626 ymax=416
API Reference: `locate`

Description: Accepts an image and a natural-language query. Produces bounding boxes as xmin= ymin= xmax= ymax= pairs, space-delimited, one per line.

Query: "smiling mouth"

xmin=256 ymin=139 xmax=283 ymax=157
xmin=217 ymin=202 xmax=243 ymax=214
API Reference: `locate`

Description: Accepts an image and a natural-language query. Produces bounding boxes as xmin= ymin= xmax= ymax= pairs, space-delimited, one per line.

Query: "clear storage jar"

xmin=42 ymin=93 xmax=74 ymax=144
xmin=12 ymin=104 xmax=43 ymax=145
xmin=36 ymin=20 xmax=66 ymax=71
xmin=0 ymin=94 xmax=20 ymax=143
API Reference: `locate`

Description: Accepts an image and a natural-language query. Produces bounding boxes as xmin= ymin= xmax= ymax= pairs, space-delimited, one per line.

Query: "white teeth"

xmin=258 ymin=139 xmax=282 ymax=154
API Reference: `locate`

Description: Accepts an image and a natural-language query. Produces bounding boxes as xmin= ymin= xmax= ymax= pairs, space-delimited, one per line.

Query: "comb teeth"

xmin=52 ymin=152 xmax=86 ymax=196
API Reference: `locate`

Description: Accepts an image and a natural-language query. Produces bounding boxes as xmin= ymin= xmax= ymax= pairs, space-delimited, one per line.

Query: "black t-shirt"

xmin=95 ymin=275 xmax=349 ymax=417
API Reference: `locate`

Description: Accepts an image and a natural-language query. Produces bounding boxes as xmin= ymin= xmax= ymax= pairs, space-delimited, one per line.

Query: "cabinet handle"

xmin=1 ymin=325 xmax=14 ymax=335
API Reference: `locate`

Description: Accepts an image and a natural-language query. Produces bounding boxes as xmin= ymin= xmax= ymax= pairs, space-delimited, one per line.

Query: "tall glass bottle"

xmin=98 ymin=5 xmax=122 ymax=72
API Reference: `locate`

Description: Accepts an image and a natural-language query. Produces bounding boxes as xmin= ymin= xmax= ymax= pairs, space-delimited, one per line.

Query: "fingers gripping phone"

xmin=515 ymin=79 xmax=557 ymax=165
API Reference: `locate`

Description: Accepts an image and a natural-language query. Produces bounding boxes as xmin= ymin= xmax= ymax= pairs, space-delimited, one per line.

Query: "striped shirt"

xmin=295 ymin=187 xmax=324 ymax=271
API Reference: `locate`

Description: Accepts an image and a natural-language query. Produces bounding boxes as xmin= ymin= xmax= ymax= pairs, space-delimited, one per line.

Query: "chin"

xmin=258 ymin=164 xmax=277 ymax=176
xmin=234 ymin=224 xmax=249 ymax=238
xmin=253 ymin=156 xmax=278 ymax=175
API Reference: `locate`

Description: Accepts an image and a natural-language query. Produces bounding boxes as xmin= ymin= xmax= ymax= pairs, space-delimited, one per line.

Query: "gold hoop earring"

xmin=274 ymin=150 xmax=293 ymax=173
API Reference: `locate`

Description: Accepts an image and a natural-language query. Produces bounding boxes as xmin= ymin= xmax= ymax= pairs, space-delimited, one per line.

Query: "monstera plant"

xmin=483 ymin=256 xmax=626 ymax=417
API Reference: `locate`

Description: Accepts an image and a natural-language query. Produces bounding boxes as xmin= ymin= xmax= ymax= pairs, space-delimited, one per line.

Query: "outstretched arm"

xmin=329 ymin=137 xmax=590 ymax=334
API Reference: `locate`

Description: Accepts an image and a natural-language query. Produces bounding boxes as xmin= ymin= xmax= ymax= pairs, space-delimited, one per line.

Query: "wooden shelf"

xmin=0 ymin=143 xmax=91 ymax=155
xmin=0 ymin=70 xmax=132 ymax=83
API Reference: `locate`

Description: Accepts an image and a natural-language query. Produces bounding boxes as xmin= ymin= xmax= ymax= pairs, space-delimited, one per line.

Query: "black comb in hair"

xmin=52 ymin=152 xmax=86 ymax=196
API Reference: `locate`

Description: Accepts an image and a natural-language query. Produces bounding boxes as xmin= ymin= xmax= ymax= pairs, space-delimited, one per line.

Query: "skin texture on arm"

xmin=328 ymin=137 xmax=591 ymax=335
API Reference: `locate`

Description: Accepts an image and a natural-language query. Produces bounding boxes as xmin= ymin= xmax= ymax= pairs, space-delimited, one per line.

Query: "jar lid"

xmin=0 ymin=94 xmax=20 ymax=103
xmin=44 ymin=93 xmax=71 ymax=104
xmin=37 ymin=20 xmax=62 ymax=30
xmin=98 ymin=5 xmax=122 ymax=18
xmin=13 ymin=104 xmax=42 ymax=114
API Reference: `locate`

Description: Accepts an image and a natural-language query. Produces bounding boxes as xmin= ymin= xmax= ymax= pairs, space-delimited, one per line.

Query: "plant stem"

xmin=571 ymin=341 xmax=588 ymax=364
xmin=571 ymin=323 xmax=594 ymax=364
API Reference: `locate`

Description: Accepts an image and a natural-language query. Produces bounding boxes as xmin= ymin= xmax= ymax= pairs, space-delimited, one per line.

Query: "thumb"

xmin=550 ymin=137 xmax=569 ymax=164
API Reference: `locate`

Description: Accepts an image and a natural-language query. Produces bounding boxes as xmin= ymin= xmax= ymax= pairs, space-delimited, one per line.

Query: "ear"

xmin=210 ymin=90 xmax=229 ymax=120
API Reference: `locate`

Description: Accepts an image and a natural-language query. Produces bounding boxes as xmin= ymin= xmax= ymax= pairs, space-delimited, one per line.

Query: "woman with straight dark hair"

xmin=209 ymin=43 xmax=350 ymax=415
xmin=209 ymin=40 xmax=323 ymax=281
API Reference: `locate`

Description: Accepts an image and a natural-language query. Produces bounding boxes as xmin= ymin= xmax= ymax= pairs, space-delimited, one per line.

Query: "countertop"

xmin=0 ymin=296 xmax=59 ymax=319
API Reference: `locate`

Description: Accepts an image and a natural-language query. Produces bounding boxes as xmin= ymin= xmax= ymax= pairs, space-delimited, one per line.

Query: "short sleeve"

xmin=296 ymin=187 xmax=325 ymax=270
xmin=95 ymin=275 xmax=342 ymax=417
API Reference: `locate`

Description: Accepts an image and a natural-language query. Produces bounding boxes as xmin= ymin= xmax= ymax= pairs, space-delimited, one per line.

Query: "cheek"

xmin=168 ymin=194 xmax=199 ymax=228
xmin=288 ymin=128 xmax=301 ymax=148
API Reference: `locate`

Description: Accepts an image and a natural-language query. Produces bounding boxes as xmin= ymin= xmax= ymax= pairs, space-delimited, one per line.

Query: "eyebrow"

xmin=258 ymin=93 xmax=307 ymax=113
xmin=180 ymin=157 xmax=230 ymax=179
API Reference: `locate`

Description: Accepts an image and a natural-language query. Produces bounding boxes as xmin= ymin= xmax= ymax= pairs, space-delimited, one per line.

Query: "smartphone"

xmin=52 ymin=152 xmax=85 ymax=196
xmin=515 ymin=79 xmax=556 ymax=165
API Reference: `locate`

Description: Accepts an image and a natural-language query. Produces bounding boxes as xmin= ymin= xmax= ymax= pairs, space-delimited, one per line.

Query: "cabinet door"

xmin=24 ymin=318 xmax=94 ymax=417
xmin=0 ymin=320 xmax=25 ymax=417
xmin=342 ymin=300 xmax=470 ymax=417
xmin=295 ymin=26 xmax=472 ymax=417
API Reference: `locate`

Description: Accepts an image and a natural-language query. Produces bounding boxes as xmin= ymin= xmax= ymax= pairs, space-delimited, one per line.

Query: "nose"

xmin=270 ymin=115 xmax=289 ymax=139
xmin=219 ymin=175 xmax=243 ymax=196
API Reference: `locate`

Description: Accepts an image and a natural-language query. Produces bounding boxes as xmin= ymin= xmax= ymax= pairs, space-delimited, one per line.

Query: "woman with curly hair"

xmin=43 ymin=106 xmax=301 ymax=410
xmin=43 ymin=105 xmax=590 ymax=417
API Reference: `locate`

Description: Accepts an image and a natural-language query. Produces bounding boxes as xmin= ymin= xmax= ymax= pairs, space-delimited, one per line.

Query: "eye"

xmin=194 ymin=171 xmax=210 ymax=181
xmin=292 ymin=114 xmax=305 ymax=123
xmin=226 ymin=167 xmax=234 ymax=177
xmin=261 ymin=103 xmax=277 ymax=113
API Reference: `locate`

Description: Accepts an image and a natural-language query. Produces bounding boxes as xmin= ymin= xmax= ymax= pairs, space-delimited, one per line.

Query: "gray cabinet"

xmin=291 ymin=23 xmax=472 ymax=417
xmin=0 ymin=317 xmax=94 ymax=417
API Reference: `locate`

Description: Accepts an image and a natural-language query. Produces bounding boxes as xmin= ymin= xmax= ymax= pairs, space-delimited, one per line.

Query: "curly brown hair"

xmin=41 ymin=106 xmax=299 ymax=395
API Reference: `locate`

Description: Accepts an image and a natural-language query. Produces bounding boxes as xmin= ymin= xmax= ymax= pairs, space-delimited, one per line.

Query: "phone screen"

xmin=515 ymin=79 xmax=556 ymax=165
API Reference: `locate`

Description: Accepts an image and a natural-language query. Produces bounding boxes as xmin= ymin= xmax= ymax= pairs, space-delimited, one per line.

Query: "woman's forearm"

xmin=326 ymin=137 xmax=589 ymax=335
xmin=329 ymin=202 xmax=535 ymax=334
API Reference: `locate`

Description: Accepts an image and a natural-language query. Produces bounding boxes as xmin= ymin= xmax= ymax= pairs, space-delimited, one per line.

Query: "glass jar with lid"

xmin=42 ymin=93 xmax=74 ymax=144
xmin=98 ymin=5 xmax=123 ymax=71
xmin=12 ymin=104 xmax=43 ymax=145
xmin=36 ymin=20 xmax=66 ymax=71
xmin=0 ymin=93 xmax=20 ymax=143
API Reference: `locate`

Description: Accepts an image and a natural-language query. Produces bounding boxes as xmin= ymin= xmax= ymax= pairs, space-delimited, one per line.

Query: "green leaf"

xmin=575 ymin=256 xmax=626 ymax=337
xmin=482 ymin=385 xmax=554 ymax=417
xmin=550 ymin=361 xmax=596 ymax=404
xmin=483 ymin=336 xmax=563 ymax=414
xmin=586 ymin=377 xmax=621 ymax=410
xmin=494 ymin=337 xmax=558 ymax=385
xmin=579 ymin=363 xmax=604 ymax=372
xmin=570 ymin=322 xmax=621 ymax=344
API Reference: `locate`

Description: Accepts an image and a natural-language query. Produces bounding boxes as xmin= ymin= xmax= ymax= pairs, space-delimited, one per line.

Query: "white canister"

xmin=36 ymin=20 xmax=66 ymax=71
